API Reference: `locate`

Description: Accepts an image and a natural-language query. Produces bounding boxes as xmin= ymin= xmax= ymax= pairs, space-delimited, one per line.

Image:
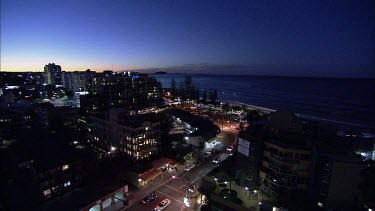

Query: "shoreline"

xmin=223 ymin=100 xmax=374 ymax=132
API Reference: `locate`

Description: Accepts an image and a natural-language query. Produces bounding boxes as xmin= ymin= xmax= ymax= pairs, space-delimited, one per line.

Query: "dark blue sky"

xmin=1 ymin=0 xmax=374 ymax=77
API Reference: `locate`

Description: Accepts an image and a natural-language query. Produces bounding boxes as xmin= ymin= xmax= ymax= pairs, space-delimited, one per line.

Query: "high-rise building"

xmin=61 ymin=71 xmax=86 ymax=92
xmin=44 ymin=63 xmax=62 ymax=85
xmin=80 ymin=71 xmax=163 ymax=114
xmin=311 ymin=142 xmax=362 ymax=210
xmin=91 ymin=108 xmax=161 ymax=161
xmin=259 ymin=109 xmax=311 ymax=198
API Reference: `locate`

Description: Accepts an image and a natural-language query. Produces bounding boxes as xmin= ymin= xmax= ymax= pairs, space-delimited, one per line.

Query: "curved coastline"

xmin=225 ymin=100 xmax=375 ymax=131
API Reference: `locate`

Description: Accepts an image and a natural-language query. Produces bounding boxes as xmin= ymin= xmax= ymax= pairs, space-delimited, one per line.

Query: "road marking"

xmin=191 ymin=176 xmax=200 ymax=184
xmin=164 ymin=185 xmax=185 ymax=194
xmin=155 ymin=190 xmax=184 ymax=204
xmin=179 ymin=204 xmax=186 ymax=211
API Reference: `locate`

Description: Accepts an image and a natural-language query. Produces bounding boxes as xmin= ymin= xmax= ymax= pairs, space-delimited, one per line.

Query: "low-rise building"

xmin=169 ymin=109 xmax=220 ymax=149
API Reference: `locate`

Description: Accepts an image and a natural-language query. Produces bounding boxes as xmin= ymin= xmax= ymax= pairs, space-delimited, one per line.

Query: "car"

xmin=185 ymin=164 xmax=195 ymax=171
xmin=155 ymin=199 xmax=171 ymax=211
xmin=213 ymin=157 xmax=221 ymax=164
xmin=140 ymin=193 xmax=157 ymax=204
xmin=227 ymin=146 xmax=234 ymax=152
xmin=203 ymin=152 xmax=211 ymax=158
xmin=188 ymin=185 xmax=198 ymax=192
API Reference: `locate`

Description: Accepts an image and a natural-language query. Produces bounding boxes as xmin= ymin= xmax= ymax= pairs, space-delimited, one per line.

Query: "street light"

xmin=225 ymin=181 xmax=232 ymax=189
xmin=138 ymin=178 xmax=142 ymax=188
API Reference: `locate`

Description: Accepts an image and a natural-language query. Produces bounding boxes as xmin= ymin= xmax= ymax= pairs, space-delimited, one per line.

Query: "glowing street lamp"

xmin=138 ymin=178 xmax=142 ymax=188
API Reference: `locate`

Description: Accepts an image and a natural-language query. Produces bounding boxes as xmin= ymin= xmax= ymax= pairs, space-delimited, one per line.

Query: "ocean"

xmin=153 ymin=74 xmax=375 ymax=131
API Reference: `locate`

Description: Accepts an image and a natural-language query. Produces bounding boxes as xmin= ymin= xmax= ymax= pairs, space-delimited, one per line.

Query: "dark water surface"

xmin=154 ymin=74 xmax=375 ymax=130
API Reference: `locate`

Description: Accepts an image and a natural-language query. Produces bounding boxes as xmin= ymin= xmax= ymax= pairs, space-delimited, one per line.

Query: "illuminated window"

xmin=62 ymin=165 xmax=69 ymax=170
xmin=43 ymin=189 xmax=51 ymax=196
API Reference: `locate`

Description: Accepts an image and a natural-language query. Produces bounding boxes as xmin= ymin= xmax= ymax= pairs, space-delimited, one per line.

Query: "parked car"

xmin=141 ymin=193 xmax=157 ymax=204
xmin=155 ymin=199 xmax=171 ymax=211
xmin=188 ymin=185 xmax=198 ymax=192
xmin=185 ymin=164 xmax=195 ymax=171
xmin=227 ymin=146 xmax=234 ymax=152
xmin=213 ymin=157 xmax=221 ymax=164
xmin=203 ymin=152 xmax=212 ymax=158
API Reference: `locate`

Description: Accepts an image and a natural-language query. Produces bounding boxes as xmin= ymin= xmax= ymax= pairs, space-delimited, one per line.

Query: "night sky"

xmin=1 ymin=0 xmax=374 ymax=77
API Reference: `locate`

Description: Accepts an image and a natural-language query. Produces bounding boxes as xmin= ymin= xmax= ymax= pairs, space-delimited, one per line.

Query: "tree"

xmin=246 ymin=110 xmax=262 ymax=123
xmin=170 ymin=78 xmax=177 ymax=96
xmin=184 ymin=75 xmax=194 ymax=98
xmin=195 ymin=87 xmax=200 ymax=101
xmin=213 ymin=90 xmax=218 ymax=102
xmin=178 ymin=81 xmax=185 ymax=98
xmin=209 ymin=89 xmax=213 ymax=102
xmin=184 ymin=75 xmax=193 ymax=90
xmin=203 ymin=89 xmax=207 ymax=101
xmin=223 ymin=102 xmax=230 ymax=113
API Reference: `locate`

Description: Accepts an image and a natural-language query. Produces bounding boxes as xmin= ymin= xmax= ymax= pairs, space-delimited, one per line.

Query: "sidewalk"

xmin=121 ymin=166 xmax=185 ymax=210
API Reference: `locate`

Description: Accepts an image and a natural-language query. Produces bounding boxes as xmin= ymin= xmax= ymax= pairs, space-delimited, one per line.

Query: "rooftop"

xmin=38 ymin=172 xmax=127 ymax=211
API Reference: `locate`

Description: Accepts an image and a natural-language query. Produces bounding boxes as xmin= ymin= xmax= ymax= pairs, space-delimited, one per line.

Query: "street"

xmin=125 ymin=125 xmax=239 ymax=211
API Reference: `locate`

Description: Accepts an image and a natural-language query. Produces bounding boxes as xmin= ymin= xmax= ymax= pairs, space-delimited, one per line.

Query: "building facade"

xmin=311 ymin=145 xmax=362 ymax=210
xmin=260 ymin=139 xmax=311 ymax=197
xmin=44 ymin=63 xmax=62 ymax=86
xmin=80 ymin=71 xmax=163 ymax=114
xmin=259 ymin=109 xmax=312 ymax=199
xmin=62 ymin=71 xmax=86 ymax=92
xmin=91 ymin=109 xmax=161 ymax=161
